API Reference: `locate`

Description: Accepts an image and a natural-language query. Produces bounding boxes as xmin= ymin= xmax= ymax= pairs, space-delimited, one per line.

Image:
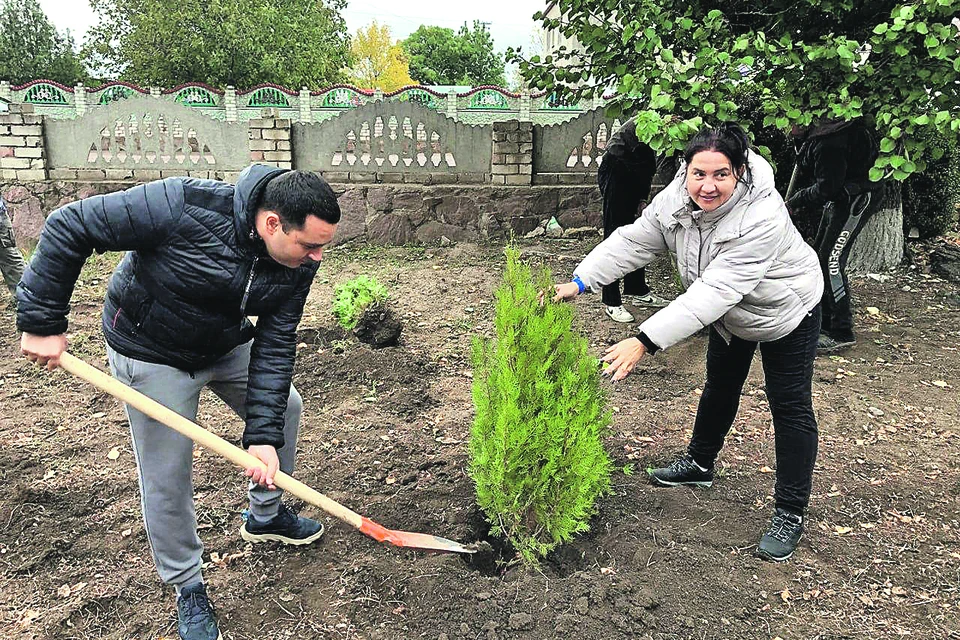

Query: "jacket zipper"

xmin=240 ymin=257 xmax=258 ymax=320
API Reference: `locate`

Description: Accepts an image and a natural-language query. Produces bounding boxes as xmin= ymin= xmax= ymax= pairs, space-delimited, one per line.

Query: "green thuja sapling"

xmin=470 ymin=247 xmax=612 ymax=565
xmin=332 ymin=275 xmax=388 ymax=331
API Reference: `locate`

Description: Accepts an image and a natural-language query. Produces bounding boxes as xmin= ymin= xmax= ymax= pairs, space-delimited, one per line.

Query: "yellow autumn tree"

xmin=347 ymin=21 xmax=415 ymax=92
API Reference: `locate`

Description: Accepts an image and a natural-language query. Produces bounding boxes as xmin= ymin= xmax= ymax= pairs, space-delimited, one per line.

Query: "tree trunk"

xmin=848 ymin=181 xmax=903 ymax=274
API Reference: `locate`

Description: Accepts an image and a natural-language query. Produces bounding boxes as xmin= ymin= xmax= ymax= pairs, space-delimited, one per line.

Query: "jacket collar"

xmin=233 ymin=164 xmax=289 ymax=255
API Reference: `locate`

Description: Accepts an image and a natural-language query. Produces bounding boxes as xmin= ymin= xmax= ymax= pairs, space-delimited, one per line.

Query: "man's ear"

xmin=261 ymin=210 xmax=282 ymax=235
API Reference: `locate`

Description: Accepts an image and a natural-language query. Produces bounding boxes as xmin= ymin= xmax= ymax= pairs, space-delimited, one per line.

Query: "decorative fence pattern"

xmin=2 ymin=92 xmax=623 ymax=187
xmin=45 ymin=97 xmax=250 ymax=171
xmin=0 ymin=79 xmax=609 ymax=126
xmin=533 ymin=110 xmax=625 ymax=182
xmin=292 ymin=101 xmax=492 ymax=180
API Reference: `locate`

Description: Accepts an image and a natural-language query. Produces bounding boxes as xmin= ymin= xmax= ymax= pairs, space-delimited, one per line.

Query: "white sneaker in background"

xmin=604 ymin=305 xmax=635 ymax=323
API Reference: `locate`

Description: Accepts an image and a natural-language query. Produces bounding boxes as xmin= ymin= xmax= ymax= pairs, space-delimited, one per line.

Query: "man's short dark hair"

xmin=259 ymin=170 xmax=341 ymax=230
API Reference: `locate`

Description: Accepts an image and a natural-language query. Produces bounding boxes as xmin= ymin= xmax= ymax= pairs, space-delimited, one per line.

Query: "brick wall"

xmin=0 ymin=104 xmax=46 ymax=181
xmin=248 ymin=108 xmax=292 ymax=169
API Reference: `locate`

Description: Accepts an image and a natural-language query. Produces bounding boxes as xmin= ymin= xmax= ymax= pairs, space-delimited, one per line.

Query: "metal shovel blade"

xmin=360 ymin=517 xmax=477 ymax=554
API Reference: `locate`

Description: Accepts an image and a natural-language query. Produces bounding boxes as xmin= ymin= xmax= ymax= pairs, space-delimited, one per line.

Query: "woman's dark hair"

xmin=683 ymin=122 xmax=751 ymax=176
xmin=260 ymin=170 xmax=341 ymax=229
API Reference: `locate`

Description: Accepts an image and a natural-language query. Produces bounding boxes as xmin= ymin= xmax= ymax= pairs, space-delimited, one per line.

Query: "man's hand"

xmin=21 ymin=332 xmax=67 ymax=370
xmin=245 ymin=444 xmax=279 ymax=490
xmin=601 ymin=337 xmax=647 ymax=382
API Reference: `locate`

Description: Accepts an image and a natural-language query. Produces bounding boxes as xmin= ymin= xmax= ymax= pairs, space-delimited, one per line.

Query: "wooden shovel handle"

xmin=59 ymin=352 xmax=363 ymax=529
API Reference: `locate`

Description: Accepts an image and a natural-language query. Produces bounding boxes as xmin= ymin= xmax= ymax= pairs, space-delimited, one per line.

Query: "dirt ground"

xmin=1 ymin=237 xmax=959 ymax=640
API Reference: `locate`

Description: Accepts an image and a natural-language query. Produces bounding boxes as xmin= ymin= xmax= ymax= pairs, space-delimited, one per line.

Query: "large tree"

xmin=402 ymin=21 xmax=506 ymax=86
xmin=515 ymin=0 xmax=960 ymax=269
xmin=83 ymin=0 xmax=351 ymax=88
xmin=0 ymin=0 xmax=86 ymax=85
xmin=347 ymin=21 xmax=414 ymax=91
xmin=516 ymin=1 xmax=960 ymax=179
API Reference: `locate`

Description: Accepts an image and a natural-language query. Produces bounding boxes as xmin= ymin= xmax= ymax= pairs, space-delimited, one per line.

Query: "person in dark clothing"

xmin=0 ymin=196 xmax=26 ymax=311
xmin=599 ymin=117 xmax=671 ymax=323
xmin=17 ymin=165 xmax=341 ymax=640
xmin=786 ymin=119 xmax=884 ymax=353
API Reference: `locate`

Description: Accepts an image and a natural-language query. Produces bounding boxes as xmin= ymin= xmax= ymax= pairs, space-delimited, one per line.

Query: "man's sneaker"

xmin=647 ymin=455 xmax=714 ymax=488
xmin=817 ymin=334 xmax=855 ymax=354
xmin=240 ymin=503 xmax=325 ymax=545
xmin=604 ymin=305 xmax=635 ymax=323
xmin=629 ymin=292 xmax=671 ymax=308
xmin=177 ymin=582 xmax=221 ymax=640
xmin=757 ymin=508 xmax=804 ymax=562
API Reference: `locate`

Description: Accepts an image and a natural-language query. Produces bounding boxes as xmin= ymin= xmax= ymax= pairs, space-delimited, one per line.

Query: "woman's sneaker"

xmin=177 ymin=582 xmax=221 ymax=640
xmin=647 ymin=455 xmax=714 ymax=487
xmin=757 ymin=508 xmax=804 ymax=562
xmin=604 ymin=305 xmax=635 ymax=323
xmin=240 ymin=503 xmax=325 ymax=545
xmin=628 ymin=292 xmax=671 ymax=308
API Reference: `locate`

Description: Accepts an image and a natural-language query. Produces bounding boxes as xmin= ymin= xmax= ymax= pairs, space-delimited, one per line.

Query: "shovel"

xmin=59 ymin=352 xmax=476 ymax=554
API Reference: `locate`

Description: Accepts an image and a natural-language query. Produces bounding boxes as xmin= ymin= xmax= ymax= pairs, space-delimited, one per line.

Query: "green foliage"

xmin=470 ymin=248 xmax=612 ymax=566
xmin=402 ymin=21 xmax=505 ymax=86
xmin=332 ymin=275 xmax=388 ymax=330
xmin=0 ymin=0 xmax=87 ymax=85
xmin=902 ymin=129 xmax=960 ymax=239
xmin=513 ymin=0 xmax=960 ymax=180
xmin=83 ymin=0 xmax=350 ymax=88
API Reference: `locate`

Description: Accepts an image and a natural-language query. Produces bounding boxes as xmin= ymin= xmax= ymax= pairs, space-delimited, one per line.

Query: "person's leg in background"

xmin=0 ymin=210 xmax=25 ymax=311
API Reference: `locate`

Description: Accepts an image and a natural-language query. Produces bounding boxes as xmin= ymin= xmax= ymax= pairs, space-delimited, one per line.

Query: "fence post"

xmin=519 ymin=91 xmax=531 ymax=122
xmin=299 ymin=87 xmax=312 ymax=123
xmin=445 ymin=89 xmax=458 ymax=120
xmin=248 ymin=107 xmax=292 ymax=169
xmin=0 ymin=104 xmax=48 ymax=181
xmin=74 ymin=83 xmax=86 ymax=117
xmin=224 ymin=86 xmax=238 ymax=122
xmin=491 ymin=120 xmax=532 ymax=186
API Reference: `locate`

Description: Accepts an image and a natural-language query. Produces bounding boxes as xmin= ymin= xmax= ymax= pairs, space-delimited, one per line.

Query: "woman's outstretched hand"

xmin=538 ymin=281 xmax=580 ymax=306
xmin=601 ymin=337 xmax=647 ymax=382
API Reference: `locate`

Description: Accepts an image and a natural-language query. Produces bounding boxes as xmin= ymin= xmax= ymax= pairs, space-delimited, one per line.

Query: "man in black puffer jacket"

xmin=787 ymin=118 xmax=884 ymax=354
xmin=17 ymin=164 xmax=340 ymax=640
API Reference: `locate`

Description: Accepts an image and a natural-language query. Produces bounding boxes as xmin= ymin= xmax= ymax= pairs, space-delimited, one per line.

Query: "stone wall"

xmin=0 ymin=179 xmax=602 ymax=251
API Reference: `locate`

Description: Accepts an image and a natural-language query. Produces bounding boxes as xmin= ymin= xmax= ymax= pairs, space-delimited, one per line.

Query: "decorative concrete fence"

xmin=0 ymin=97 xmax=643 ymax=248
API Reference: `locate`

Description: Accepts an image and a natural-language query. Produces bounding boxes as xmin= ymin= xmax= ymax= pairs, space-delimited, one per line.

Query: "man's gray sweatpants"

xmin=107 ymin=341 xmax=302 ymax=588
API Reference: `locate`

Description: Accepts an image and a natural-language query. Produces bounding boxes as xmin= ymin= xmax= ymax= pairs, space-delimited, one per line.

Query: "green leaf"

xmin=873 ymin=23 xmax=888 ymax=35
xmin=880 ymin=137 xmax=895 ymax=153
xmin=868 ymin=166 xmax=884 ymax=181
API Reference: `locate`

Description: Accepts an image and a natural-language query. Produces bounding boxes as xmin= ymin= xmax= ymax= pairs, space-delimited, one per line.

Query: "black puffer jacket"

xmin=17 ymin=164 xmax=320 ymax=449
xmin=787 ymin=119 xmax=880 ymax=211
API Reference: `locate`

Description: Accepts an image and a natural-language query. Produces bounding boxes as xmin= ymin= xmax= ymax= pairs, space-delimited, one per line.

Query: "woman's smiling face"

xmin=685 ymin=150 xmax=741 ymax=212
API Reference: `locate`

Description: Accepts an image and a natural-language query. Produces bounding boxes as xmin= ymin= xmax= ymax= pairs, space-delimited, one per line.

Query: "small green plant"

xmin=332 ymin=275 xmax=388 ymax=330
xmin=470 ymin=247 xmax=612 ymax=566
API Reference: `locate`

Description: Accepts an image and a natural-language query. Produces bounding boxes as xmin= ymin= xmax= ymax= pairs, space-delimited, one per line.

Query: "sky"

xmin=37 ymin=0 xmax=547 ymax=54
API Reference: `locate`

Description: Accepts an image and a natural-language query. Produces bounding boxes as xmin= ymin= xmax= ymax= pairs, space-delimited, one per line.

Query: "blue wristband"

xmin=572 ymin=275 xmax=586 ymax=294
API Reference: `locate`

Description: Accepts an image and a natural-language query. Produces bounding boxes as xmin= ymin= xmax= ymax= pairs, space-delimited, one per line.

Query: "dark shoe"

xmin=177 ymin=582 xmax=221 ymax=640
xmin=240 ymin=503 xmax=325 ymax=545
xmin=757 ymin=508 xmax=804 ymax=562
xmin=647 ymin=455 xmax=714 ymax=488
xmin=817 ymin=333 xmax=855 ymax=354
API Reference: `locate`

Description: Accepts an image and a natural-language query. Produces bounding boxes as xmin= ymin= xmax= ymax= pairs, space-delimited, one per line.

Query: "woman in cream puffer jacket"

xmin=552 ymin=122 xmax=822 ymax=562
